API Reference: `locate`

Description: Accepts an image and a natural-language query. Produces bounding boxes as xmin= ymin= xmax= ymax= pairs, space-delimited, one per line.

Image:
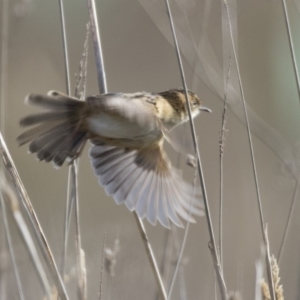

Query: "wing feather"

xmin=122 ymin=166 xmax=149 ymax=211
xmin=135 ymin=170 xmax=155 ymax=218
xmin=89 ymin=140 xmax=204 ymax=227
xmin=37 ymin=135 xmax=67 ymax=162
xmin=163 ymin=177 xmax=184 ymax=227
xmin=156 ymin=178 xmax=170 ymax=228
xmin=146 ymin=174 xmax=159 ymax=225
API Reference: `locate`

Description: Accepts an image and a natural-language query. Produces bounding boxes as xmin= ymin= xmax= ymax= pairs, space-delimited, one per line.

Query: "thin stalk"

xmin=219 ymin=54 xmax=232 ymax=266
xmin=71 ymin=28 xmax=90 ymax=296
xmin=263 ymin=225 xmax=276 ymax=300
xmin=0 ymin=132 xmax=69 ymax=300
xmin=156 ymin=226 xmax=174 ymax=300
xmin=61 ymin=170 xmax=73 ymax=277
xmin=0 ymin=191 xmax=25 ymax=300
xmin=86 ymin=0 xmax=107 ymax=94
xmin=0 ymin=242 xmax=7 ymax=300
xmin=164 ymin=0 xmax=227 ymax=299
xmin=0 ymin=0 xmax=8 ymax=135
xmin=280 ymin=0 xmax=300 ymax=103
xmin=58 ymin=0 xmax=71 ymax=95
xmin=134 ymin=213 xmax=167 ymax=300
xmin=167 ymin=168 xmax=197 ymax=300
xmin=278 ymin=178 xmax=299 ymax=263
xmin=173 ymin=227 xmax=188 ymax=300
xmin=223 ymin=1 xmax=275 ymax=299
xmin=86 ymin=1 xmax=167 ymax=298
xmin=58 ymin=6 xmax=90 ymax=293
xmin=72 ymin=162 xmax=86 ymax=300
xmin=99 ymin=232 xmax=106 ymax=300
xmin=57 ymin=0 xmax=74 ymax=281
xmin=0 ymin=180 xmax=52 ymax=300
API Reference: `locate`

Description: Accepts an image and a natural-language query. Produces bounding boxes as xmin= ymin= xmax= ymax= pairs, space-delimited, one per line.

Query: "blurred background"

xmin=1 ymin=0 xmax=300 ymax=299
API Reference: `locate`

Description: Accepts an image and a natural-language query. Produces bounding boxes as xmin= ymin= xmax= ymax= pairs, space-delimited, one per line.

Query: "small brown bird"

xmin=17 ymin=89 xmax=211 ymax=228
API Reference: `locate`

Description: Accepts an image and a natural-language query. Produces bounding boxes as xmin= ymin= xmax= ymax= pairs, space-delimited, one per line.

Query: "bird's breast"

xmin=87 ymin=112 xmax=162 ymax=146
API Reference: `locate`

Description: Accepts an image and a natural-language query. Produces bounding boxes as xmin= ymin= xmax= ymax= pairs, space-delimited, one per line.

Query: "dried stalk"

xmin=134 ymin=213 xmax=167 ymax=300
xmin=0 ymin=0 xmax=8 ymax=134
xmin=0 ymin=133 xmax=69 ymax=300
xmin=164 ymin=0 xmax=228 ymax=299
xmin=86 ymin=0 xmax=107 ymax=94
xmin=58 ymin=0 xmax=73 ymax=280
xmin=0 ymin=175 xmax=52 ymax=299
xmin=86 ymin=1 xmax=167 ymax=299
xmin=223 ymin=1 xmax=276 ymax=299
xmin=58 ymin=0 xmax=71 ymax=96
xmin=167 ymin=168 xmax=197 ymax=300
xmin=219 ymin=54 xmax=231 ymax=265
xmin=99 ymin=232 xmax=106 ymax=300
xmin=0 ymin=176 xmax=25 ymax=300
xmin=58 ymin=3 xmax=89 ymax=299
xmin=280 ymin=0 xmax=300 ymax=103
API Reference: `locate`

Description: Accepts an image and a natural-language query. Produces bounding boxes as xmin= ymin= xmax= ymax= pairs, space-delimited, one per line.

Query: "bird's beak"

xmin=199 ymin=106 xmax=212 ymax=113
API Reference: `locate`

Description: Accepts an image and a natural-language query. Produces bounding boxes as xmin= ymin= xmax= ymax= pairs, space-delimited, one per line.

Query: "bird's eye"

xmin=192 ymin=100 xmax=197 ymax=107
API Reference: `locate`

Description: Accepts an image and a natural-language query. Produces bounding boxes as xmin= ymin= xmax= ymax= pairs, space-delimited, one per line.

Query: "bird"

xmin=17 ymin=89 xmax=211 ymax=228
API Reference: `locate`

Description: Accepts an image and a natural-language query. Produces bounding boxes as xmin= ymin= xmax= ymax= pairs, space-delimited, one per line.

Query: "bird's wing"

xmin=89 ymin=139 xmax=204 ymax=228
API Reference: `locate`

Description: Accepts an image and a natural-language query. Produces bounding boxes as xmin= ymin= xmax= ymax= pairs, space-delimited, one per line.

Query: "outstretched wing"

xmin=89 ymin=139 xmax=204 ymax=228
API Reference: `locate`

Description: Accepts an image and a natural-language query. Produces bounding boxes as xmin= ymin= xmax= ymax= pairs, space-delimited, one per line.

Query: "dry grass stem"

xmin=261 ymin=255 xmax=284 ymax=300
xmin=223 ymin=0 xmax=265 ymax=236
xmin=219 ymin=54 xmax=231 ymax=266
xmin=224 ymin=2 xmax=277 ymax=299
xmin=71 ymin=162 xmax=86 ymax=300
xmin=164 ymin=0 xmax=227 ymax=298
xmin=134 ymin=213 xmax=168 ymax=300
xmin=99 ymin=232 xmax=106 ymax=300
xmin=0 ymin=0 xmax=8 ymax=134
xmin=86 ymin=0 xmax=107 ymax=94
xmin=75 ymin=22 xmax=90 ymax=100
xmin=172 ymin=227 xmax=189 ymax=300
xmin=86 ymin=0 xmax=167 ymax=298
xmin=0 ymin=174 xmax=52 ymax=299
xmin=0 ymin=132 xmax=69 ymax=300
xmin=61 ymin=21 xmax=90 ymax=279
xmin=263 ymin=226 xmax=276 ymax=300
xmin=58 ymin=0 xmax=71 ymax=95
xmin=168 ymin=168 xmax=197 ymax=300
xmin=208 ymin=241 xmax=228 ymax=300
xmin=0 ymin=174 xmax=25 ymax=300
xmin=155 ymin=227 xmax=173 ymax=300
xmin=58 ymin=0 xmax=74 ymax=282
xmin=280 ymin=0 xmax=300 ymax=102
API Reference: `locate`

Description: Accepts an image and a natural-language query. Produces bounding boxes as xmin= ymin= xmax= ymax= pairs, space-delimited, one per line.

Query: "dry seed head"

xmin=261 ymin=255 xmax=284 ymax=300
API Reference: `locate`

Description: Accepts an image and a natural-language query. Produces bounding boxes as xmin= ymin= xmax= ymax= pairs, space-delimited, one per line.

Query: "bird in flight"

xmin=17 ymin=89 xmax=211 ymax=228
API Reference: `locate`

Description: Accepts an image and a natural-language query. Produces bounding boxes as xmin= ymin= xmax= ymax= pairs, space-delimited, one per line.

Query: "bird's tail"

xmin=17 ymin=91 xmax=88 ymax=167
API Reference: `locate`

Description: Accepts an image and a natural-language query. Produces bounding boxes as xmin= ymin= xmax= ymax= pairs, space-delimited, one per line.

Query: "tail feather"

xmin=20 ymin=112 xmax=69 ymax=127
xmin=37 ymin=135 xmax=67 ymax=162
xmin=17 ymin=122 xmax=58 ymax=146
xmin=25 ymin=93 xmax=85 ymax=110
xmin=53 ymin=132 xmax=87 ymax=167
xmin=28 ymin=124 xmax=70 ymax=153
xmin=18 ymin=92 xmax=88 ymax=166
